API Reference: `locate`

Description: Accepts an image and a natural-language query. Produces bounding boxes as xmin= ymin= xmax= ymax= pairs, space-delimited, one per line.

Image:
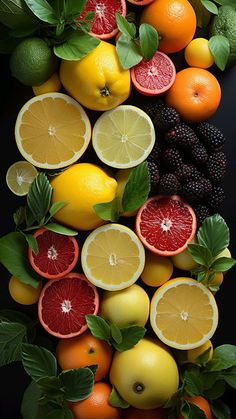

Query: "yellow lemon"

xmin=9 ymin=276 xmax=42 ymax=305
xmin=32 ymin=72 xmax=61 ymax=95
xmin=50 ymin=163 xmax=117 ymax=231
xmin=171 ymin=238 xmax=198 ymax=271
xmin=59 ymin=41 xmax=131 ymax=111
xmin=185 ymin=38 xmax=214 ymax=69
xmin=141 ymin=250 xmax=173 ymax=287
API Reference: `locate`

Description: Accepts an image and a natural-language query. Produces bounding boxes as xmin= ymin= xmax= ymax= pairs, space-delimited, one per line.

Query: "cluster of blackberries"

xmin=140 ymin=99 xmax=227 ymax=227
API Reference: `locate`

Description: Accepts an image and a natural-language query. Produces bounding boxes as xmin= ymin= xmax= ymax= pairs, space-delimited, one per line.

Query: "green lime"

xmin=10 ymin=37 xmax=59 ymax=86
xmin=210 ymin=5 xmax=236 ymax=66
xmin=6 ymin=160 xmax=38 ymax=196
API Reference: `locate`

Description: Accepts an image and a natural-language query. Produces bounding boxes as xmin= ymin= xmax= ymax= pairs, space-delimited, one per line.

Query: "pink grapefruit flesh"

xmin=136 ymin=195 xmax=197 ymax=256
xmin=78 ymin=0 xmax=126 ymax=40
xmin=131 ymin=51 xmax=176 ymax=96
xmin=28 ymin=228 xmax=79 ymax=280
xmin=38 ymin=272 xmax=99 ymax=338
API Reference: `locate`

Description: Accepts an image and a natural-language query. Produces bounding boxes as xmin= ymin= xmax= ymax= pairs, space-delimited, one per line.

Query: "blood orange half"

xmin=38 ymin=272 xmax=99 ymax=338
xmin=78 ymin=0 xmax=126 ymax=40
xmin=28 ymin=228 xmax=79 ymax=280
xmin=136 ymin=195 xmax=197 ymax=256
xmin=131 ymin=51 xmax=176 ymax=96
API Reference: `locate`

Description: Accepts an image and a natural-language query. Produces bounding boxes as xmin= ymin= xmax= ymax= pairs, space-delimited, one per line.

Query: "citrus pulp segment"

xmin=15 ymin=93 xmax=91 ymax=169
xmin=38 ymin=272 xmax=99 ymax=338
xmin=150 ymin=277 xmax=219 ymax=350
xmin=6 ymin=160 xmax=38 ymax=196
xmin=92 ymin=105 xmax=156 ymax=168
xmin=81 ymin=223 xmax=145 ymax=290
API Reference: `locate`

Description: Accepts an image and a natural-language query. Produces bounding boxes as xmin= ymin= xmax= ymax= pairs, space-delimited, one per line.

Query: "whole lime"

xmin=10 ymin=37 xmax=59 ymax=86
xmin=210 ymin=5 xmax=236 ymax=66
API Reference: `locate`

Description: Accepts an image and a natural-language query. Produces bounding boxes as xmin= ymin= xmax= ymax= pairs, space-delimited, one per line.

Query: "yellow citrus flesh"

xmin=141 ymin=251 xmax=173 ymax=287
xmin=32 ymin=72 xmax=61 ymax=95
xmin=185 ymin=38 xmax=214 ymax=69
xmin=150 ymin=277 xmax=218 ymax=350
xmin=92 ymin=105 xmax=155 ymax=169
xmin=15 ymin=93 xmax=91 ymax=169
xmin=6 ymin=160 xmax=37 ymax=196
xmin=81 ymin=223 xmax=145 ymax=290
xmin=8 ymin=276 xmax=42 ymax=305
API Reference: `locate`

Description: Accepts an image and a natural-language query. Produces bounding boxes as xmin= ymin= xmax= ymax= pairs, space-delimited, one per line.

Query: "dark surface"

xmin=1 ymin=49 xmax=236 ymax=419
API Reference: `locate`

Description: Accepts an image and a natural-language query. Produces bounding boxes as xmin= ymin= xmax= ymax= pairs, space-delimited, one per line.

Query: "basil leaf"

xmin=94 ymin=197 xmax=119 ymax=222
xmin=54 ymin=31 xmax=100 ymax=60
xmin=59 ymin=368 xmax=94 ymax=401
xmin=49 ymin=201 xmax=68 ymax=217
xmin=116 ymin=34 xmax=142 ymax=70
xmin=188 ymin=0 xmax=211 ymax=28
xmin=24 ymin=0 xmax=58 ymax=24
xmin=46 ymin=223 xmax=78 ymax=236
xmin=115 ymin=13 xmax=136 ymax=38
xmin=187 ymin=243 xmax=212 ymax=267
xmin=0 ymin=322 xmax=26 ymax=367
xmin=113 ymin=326 xmax=146 ymax=351
xmin=24 ymin=233 xmax=39 ymax=254
xmin=122 ymin=162 xmax=151 ymax=212
xmin=27 ymin=172 xmax=52 ymax=223
xmin=209 ymin=35 xmax=230 ymax=71
xmin=64 ymin=0 xmax=86 ymax=19
xmin=109 ymin=386 xmax=130 ymax=408
xmin=85 ymin=314 xmax=111 ymax=343
xmin=0 ymin=0 xmax=38 ymax=30
xmin=22 ymin=343 xmax=57 ymax=381
xmin=110 ymin=324 xmax=123 ymax=344
xmin=210 ymin=399 xmax=231 ymax=419
xmin=197 ymin=214 xmax=230 ymax=258
xmin=21 ymin=381 xmax=42 ymax=419
xmin=139 ymin=23 xmax=158 ymax=60
xmin=201 ymin=0 xmax=218 ymax=14
xmin=211 ymin=256 xmax=236 ymax=272
xmin=206 ymin=345 xmax=236 ymax=371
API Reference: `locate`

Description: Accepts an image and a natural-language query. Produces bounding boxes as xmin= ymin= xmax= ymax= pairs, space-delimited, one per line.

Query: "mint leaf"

xmin=21 ymin=381 xmax=41 ymax=419
xmin=24 ymin=0 xmax=58 ymax=24
xmin=94 ymin=197 xmax=119 ymax=222
xmin=116 ymin=34 xmax=142 ymax=70
xmin=86 ymin=315 xmax=111 ymax=343
xmin=49 ymin=201 xmax=68 ymax=217
xmin=209 ymin=35 xmax=230 ymax=71
xmin=188 ymin=0 xmax=211 ymax=28
xmin=211 ymin=256 xmax=236 ymax=272
xmin=197 ymin=214 xmax=230 ymax=257
xmin=27 ymin=172 xmax=52 ymax=223
xmin=0 ymin=322 xmax=26 ymax=367
xmin=54 ymin=31 xmax=100 ymax=60
xmin=0 ymin=0 xmax=38 ymax=30
xmin=0 ymin=231 xmax=41 ymax=288
xmin=24 ymin=233 xmax=39 ymax=254
xmin=201 ymin=0 xmax=218 ymax=14
xmin=206 ymin=345 xmax=236 ymax=371
xmin=109 ymin=386 xmax=130 ymax=408
xmin=187 ymin=243 xmax=212 ymax=267
xmin=204 ymin=379 xmax=226 ymax=400
xmin=139 ymin=23 xmax=158 ymax=60
xmin=210 ymin=400 xmax=231 ymax=419
xmin=184 ymin=369 xmax=204 ymax=396
xmin=59 ymin=368 xmax=94 ymax=401
xmin=22 ymin=343 xmax=57 ymax=381
xmin=122 ymin=162 xmax=150 ymax=213
xmin=115 ymin=13 xmax=136 ymax=38
xmin=46 ymin=223 xmax=78 ymax=236
xmin=110 ymin=324 xmax=122 ymax=344
xmin=113 ymin=326 xmax=146 ymax=351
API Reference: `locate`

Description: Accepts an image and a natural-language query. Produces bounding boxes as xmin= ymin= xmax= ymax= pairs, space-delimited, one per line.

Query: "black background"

xmin=1 ymin=39 xmax=236 ymax=418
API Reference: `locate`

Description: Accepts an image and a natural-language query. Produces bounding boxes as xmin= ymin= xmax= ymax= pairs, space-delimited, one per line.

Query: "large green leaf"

xmin=59 ymin=368 xmax=94 ymax=402
xmin=0 ymin=322 xmax=26 ymax=367
xmin=0 ymin=0 xmax=38 ymax=29
xmin=22 ymin=343 xmax=57 ymax=381
xmin=21 ymin=381 xmax=42 ymax=419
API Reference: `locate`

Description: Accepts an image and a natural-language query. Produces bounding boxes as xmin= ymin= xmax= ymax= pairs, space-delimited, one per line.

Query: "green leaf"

xmin=22 ymin=343 xmax=57 ymax=381
xmin=113 ymin=326 xmax=146 ymax=351
xmin=204 ymin=379 xmax=226 ymax=399
xmin=46 ymin=408 xmax=74 ymax=419
xmin=221 ymin=366 xmax=236 ymax=389
xmin=210 ymin=399 xmax=231 ymax=419
xmin=46 ymin=223 xmax=78 ymax=236
xmin=49 ymin=201 xmax=68 ymax=217
xmin=201 ymin=371 xmax=221 ymax=389
xmin=109 ymin=386 xmax=130 ymax=408
xmin=206 ymin=344 xmax=236 ymax=371
xmin=209 ymin=284 xmax=220 ymax=292
xmin=116 ymin=34 xmax=142 ymax=70
xmin=197 ymin=270 xmax=208 ymax=282
xmin=0 ymin=322 xmax=26 ymax=367
xmin=64 ymin=0 xmax=86 ymax=19
xmin=209 ymin=35 xmax=230 ymax=71
xmin=184 ymin=369 xmax=204 ymax=396
xmin=24 ymin=233 xmax=39 ymax=254
xmin=0 ymin=309 xmax=32 ymax=325
xmin=187 ymin=401 xmax=207 ymax=418
xmin=59 ymin=368 xmax=94 ymax=402
xmin=94 ymin=197 xmax=119 ymax=222
xmin=211 ymin=256 xmax=236 ymax=272
xmin=21 ymin=381 xmax=42 ymax=419
xmin=85 ymin=315 xmax=111 ymax=343
xmin=110 ymin=324 xmax=122 ymax=344
xmin=139 ymin=23 xmax=158 ymax=60
xmin=36 ymin=376 xmax=64 ymax=399
xmin=27 ymin=173 xmax=52 ymax=223
xmin=122 ymin=162 xmax=151 ymax=213
xmin=197 ymin=214 xmax=230 ymax=258
xmin=187 ymin=243 xmax=212 ymax=267
xmin=0 ymin=0 xmax=38 ymax=30
xmin=0 ymin=231 xmax=41 ymax=288
xmin=201 ymin=0 xmax=218 ymax=14
xmin=115 ymin=13 xmax=136 ymax=38
xmin=54 ymin=31 xmax=100 ymax=60
xmin=195 ymin=347 xmax=212 ymax=365
xmin=188 ymin=0 xmax=211 ymax=28
xmin=24 ymin=0 xmax=58 ymax=24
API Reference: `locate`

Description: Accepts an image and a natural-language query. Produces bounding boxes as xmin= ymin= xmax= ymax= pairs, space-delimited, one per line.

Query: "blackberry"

xmin=158 ymin=173 xmax=181 ymax=195
xmin=191 ymin=143 xmax=208 ymax=166
xmin=154 ymin=105 xmax=181 ymax=131
xmin=148 ymin=161 xmax=160 ymax=193
xmin=187 ymin=164 xmax=204 ymax=181
xmin=206 ymin=151 xmax=227 ymax=183
xmin=195 ymin=122 xmax=226 ymax=151
xmin=140 ymin=98 xmax=164 ymax=121
xmin=162 ymin=148 xmax=183 ymax=171
xmin=165 ymin=123 xmax=198 ymax=150
xmin=206 ymin=185 xmax=226 ymax=210
xmin=181 ymin=180 xmax=205 ymax=204
xmin=147 ymin=143 xmax=163 ymax=163
xmin=174 ymin=164 xmax=192 ymax=182
xmin=193 ymin=204 xmax=211 ymax=227
xmin=201 ymin=178 xmax=213 ymax=197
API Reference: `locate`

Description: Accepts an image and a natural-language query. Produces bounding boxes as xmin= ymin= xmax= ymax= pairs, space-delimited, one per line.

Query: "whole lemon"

xmin=141 ymin=251 xmax=173 ymax=287
xmin=185 ymin=38 xmax=214 ymax=69
xmin=110 ymin=337 xmax=179 ymax=409
xmin=59 ymin=41 xmax=131 ymax=111
xmin=98 ymin=284 xmax=150 ymax=327
xmin=9 ymin=276 xmax=42 ymax=305
xmin=50 ymin=163 xmax=117 ymax=231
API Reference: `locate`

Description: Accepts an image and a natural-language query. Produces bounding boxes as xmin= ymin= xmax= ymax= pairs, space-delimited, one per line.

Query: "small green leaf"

xmin=24 ymin=0 xmax=58 ymax=24
xmin=211 ymin=256 xmax=236 ymax=272
xmin=24 ymin=233 xmax=39 ymax=254
xmin=21 ymin=381 xmax=42 ymax=419
xmin=49 ymin=201 xmax=68 ymax=217
xmin=109 ymin=386 xmax=130 ymax=408
xmin=13 ymin=205 xmax=26 ymax=226
xmin=94 ymin=197 xmax=119 ymax=222
xmin=209 ymin=284 xmax=220 ymax=292
xmin=139 ymin=23 xmax=158 ymax=60
xmin=187 ymin=243 xmax=212 ymax=267
xmin=184 ymin=369 xmax=204 ymax=396
xmin=197 ymin=270 xmax=208 ymax=282
xmin=201 ymin=0 xmax=218 ymax=14
xmin=204 ymin=379 xmax=226 ymax=400
xmin=59 ymin=368 xmax=94 ymax=402
xmin=116 ymin=34 xmax=142 ymax=70
xmin=0 ymin=322 xmax=27 ymax=367
xmin=36 ymin=376 xmax=64 ymax=399
xmin=46 ymin=223 xmax=78 ymax=236
xmin=115 ymin=13 xmax=136 ymax=38
xmin=113 ymin=326 xmax=146 ymax=351
xmin=27 ymin=173 xmax=52 ymax=223
xmin=54 ymin=31 xmax=100 ymax=60
xmin=188 ymin=0 xmax=211 ymax=28
xmin=86 ymin=315 xmax=111 ymax=343
xmin=197 ymin=214 xmax=229 ymax=258
xmin=122 ymin=162 xmax=151 ymax=212
xmin=206 ymin=344 xmax=236 ymax=371
xmin=84 ymin=11 xmax=95 ymax=21
xmin=21 ymin=343 xmax=57 ymax=381
xmin=209 ymin=35 xmax=230 ymax=71
xmin=210 ymin=400 xmax=231 ymax=419
xmin=110 ymin=324 xmax=123 ymax=344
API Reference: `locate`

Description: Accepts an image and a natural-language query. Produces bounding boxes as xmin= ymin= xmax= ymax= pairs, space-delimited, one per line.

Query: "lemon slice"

xmin=150 ymin=277 xmax=218 ymax=350
xmin=81 ymin=223 xmax=145 ymax=290
xmin=6 ymin=160 xmax=38 ymax=196
xmin=15 ymin=93 xmax=91 ymax=169
xmin=92 ymin=105 xmax=156 ymax=168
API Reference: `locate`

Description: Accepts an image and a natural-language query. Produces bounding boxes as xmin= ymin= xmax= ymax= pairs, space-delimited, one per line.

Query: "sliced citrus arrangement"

xmin=92 ymin=105 xmax=155 ymax=168
xmin=38 ymin=272 xmax=99 ymax=338
xmin=15 ymin=92 xmax=91 ymax=169
xmin=81 ymin=223 xmax=145 ymax=290
xmin=150 ymin=277 xmax=219 ymax=350
xmin=28 ymin=228 xmax=79 ymax=279
xmin=136 ymin=195 xmax=197 ymax=256
xmin=6 ymin=160 xmax=38 ymax=196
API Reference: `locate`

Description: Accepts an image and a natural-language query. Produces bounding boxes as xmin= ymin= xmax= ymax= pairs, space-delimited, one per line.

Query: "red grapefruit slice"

xmin=28 ymin=228 xmax=79 ymax=280
xmin=136 ymin=195 xmax=197 ymax=256
xmin=38 ymin=272 xmax=99 ymax=338
xmin=78 ymin=0 xmax=126 ymax=40
xmin=131 ymin=51 xmax=176 ymax=96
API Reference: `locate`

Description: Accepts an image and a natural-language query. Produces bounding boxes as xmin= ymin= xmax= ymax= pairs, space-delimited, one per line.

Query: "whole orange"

xmin=123 ymin=406 xmax=165 ymax=418
xmin=165 ymin=67 xmax=221 ymax=123
xmin=180 ymin=395 xmax=212 ymax=419
xmin=56 ymin=330 xmax=113 ymax=382
xmin=69 ymin=382 xmax=121 ymax=419
xmin=140 ymin=0 xmax=196 ymax=53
